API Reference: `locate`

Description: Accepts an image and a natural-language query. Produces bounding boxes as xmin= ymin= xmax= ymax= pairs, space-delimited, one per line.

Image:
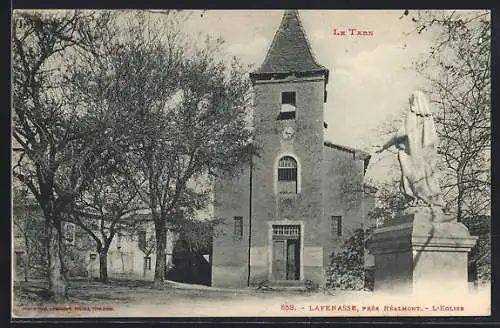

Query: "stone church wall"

xmin=211 ymin=168 xmax=251 ymax=288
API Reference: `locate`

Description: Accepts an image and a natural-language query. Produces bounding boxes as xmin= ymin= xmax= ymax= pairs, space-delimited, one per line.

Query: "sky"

xmin=11 ymin=9 xmax=452 ymax=182
xmin=180 ymin=10 xmax=436 ymax=181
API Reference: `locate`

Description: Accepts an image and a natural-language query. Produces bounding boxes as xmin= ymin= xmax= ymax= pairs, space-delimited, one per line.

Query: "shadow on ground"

xmin=13 ymin=278 xmax=276 ymax=306
xmin=14 ymin=277 xmax=344 ymax=307
xmin=12 ymin=279 xmax=490 ymax=317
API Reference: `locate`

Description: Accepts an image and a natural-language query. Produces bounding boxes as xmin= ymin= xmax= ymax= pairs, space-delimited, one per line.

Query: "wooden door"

xmin=287 ymin=239 xmax=299 ymax=280
xmin=272 ymin=240 xmax=286 ymax=280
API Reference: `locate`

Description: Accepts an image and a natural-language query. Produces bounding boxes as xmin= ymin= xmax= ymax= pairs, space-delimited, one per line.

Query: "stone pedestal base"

xmin=366 ymin=207 xmax=477 ymax=296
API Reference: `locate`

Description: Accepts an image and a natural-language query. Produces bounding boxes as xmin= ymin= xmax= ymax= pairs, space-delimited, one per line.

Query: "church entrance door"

xmin=271 ymin=225 xmax=300 ymax=281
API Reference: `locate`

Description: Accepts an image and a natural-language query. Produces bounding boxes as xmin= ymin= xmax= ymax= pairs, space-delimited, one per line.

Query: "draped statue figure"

xmin=376 ymin=90 xmax=444 ymax=207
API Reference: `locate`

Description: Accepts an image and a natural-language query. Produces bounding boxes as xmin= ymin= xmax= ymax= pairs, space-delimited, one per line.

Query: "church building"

xmin=212 ymin=10 xmax=372 ymax=288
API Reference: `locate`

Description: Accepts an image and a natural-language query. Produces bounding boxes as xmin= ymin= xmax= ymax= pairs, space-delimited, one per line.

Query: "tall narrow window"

xmin=279 ymin=91 xmax=296 ymax=120
xmin=278 ymin=156 xmax=298 ymax=194
xmin=233 ymin=216 xmax=243 ymax=239
xmin=331 ymin=216 xmax=342 ymax=237
xmin=144 ymin=256 xmax=151 ymax=270
xmin=117 ymin=233 xmax=122 ymax=250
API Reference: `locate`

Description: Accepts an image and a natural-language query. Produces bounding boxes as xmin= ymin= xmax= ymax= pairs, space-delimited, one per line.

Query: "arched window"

xmin=278 ymin=156 xmax=298 ymax=194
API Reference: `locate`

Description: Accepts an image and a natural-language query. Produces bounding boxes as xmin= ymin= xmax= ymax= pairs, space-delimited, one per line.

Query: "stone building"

xmin=11 ymin=198 xmax=203 ymax=282
xmin=12 ymin=152 xmax=212 ymax=284
xmin=212 ymin=10 xmax=372 ymax=288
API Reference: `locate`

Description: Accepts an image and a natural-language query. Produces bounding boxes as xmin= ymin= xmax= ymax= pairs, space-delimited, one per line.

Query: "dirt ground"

xmin=12 ymin=278 xmax=490 ymax=318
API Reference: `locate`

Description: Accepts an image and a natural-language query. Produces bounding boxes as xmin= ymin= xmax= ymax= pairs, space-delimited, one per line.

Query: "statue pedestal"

xmin=366 ymin=207 xmax=477 ymax=296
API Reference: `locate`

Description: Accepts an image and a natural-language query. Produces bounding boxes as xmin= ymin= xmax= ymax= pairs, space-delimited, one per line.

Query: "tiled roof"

xmin=324 ymin=141 xmax=372 ymax=175
xmin=251 ymin=10 xmax=328 ymax=78
xmin=324 ymin=141 xmax=371 ymax=160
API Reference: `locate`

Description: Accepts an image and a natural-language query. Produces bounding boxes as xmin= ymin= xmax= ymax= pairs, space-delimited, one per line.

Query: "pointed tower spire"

xmin=250 ymin=10 xmax=329 ymax=82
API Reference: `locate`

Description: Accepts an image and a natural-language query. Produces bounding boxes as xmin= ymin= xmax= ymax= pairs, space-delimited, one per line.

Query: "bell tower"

xmin=250 ymin=10 xmax=329 ymax=155
xmin=248 ymin=10 xmax=331 ymax=285
xmin=212 ymin=10 xmax=370 ymax=289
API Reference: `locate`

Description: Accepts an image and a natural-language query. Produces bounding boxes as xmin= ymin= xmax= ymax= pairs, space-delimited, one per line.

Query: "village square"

xmin=11 ymin=9 xmax=491 ymax=317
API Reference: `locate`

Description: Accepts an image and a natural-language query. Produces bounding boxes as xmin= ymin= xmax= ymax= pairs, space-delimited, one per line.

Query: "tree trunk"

xmin=153 ymin=219 xmax=167 ymax=287
xmin=23 ymin=265 xmax=28 ymax=282
xmin=456 ymin=182 xmax=463 ymax=223
xmin=99 ymin=250 xmax=109 ymax=283
xmin=24 ymin=237 xmax=29 ymax=282
xmin=47 ymin=224 xmax=67 ymax=301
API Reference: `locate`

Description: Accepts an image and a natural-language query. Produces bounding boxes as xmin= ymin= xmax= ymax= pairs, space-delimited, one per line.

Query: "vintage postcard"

xmin=11 ymin=9 xmax=491 ymax=319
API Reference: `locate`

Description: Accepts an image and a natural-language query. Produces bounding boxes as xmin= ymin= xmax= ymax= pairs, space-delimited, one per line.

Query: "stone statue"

xmin=376 ymin=90 xmax=444 ymax=208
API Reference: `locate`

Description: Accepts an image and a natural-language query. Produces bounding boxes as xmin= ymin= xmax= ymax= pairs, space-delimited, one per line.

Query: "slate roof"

xmin=250 ymin=10 xmax=329 ymax=79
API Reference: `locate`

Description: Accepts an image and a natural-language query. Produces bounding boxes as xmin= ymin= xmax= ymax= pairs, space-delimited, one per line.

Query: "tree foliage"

xmin=326 ymin=228 xmax=366 ymax=290
xmin=96 ymin=13 xmax=256 ymax=284
xmin=367 ymin=179 xmax=407 ymax=227
xmin=61 ymin=22 xmax=149 ymax=282
xmin=13 ymin=11 xmax=256 ymax=288
xmin=12 ymin=10 xmax=116 ymax=300
xmin=173 ymin=217 xmax=224 ymax=254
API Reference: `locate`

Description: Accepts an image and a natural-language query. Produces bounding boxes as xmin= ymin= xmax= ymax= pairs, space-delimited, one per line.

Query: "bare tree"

xmin=12 ymin=10 xmax=115 ymax=300
xmin=366 ymin=10 xmax=491 ymax=285
xmin=370 ymin=10 xmax=490 ymax=222
xmin=405 ymin=10 xmax=491 ymax=222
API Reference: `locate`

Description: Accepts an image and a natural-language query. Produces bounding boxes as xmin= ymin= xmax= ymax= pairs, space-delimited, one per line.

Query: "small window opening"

xmin=279 ymin=92 xmax=296 ymax=120
xmin=331 ymin=216 xmax=342 ymax=237
xmin=234 ymin=217 xmax=243 ymax=239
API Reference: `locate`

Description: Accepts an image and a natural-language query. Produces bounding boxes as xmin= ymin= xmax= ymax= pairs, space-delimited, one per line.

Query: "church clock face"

xmin=282 ymin=126 xmax=295 ymax=140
